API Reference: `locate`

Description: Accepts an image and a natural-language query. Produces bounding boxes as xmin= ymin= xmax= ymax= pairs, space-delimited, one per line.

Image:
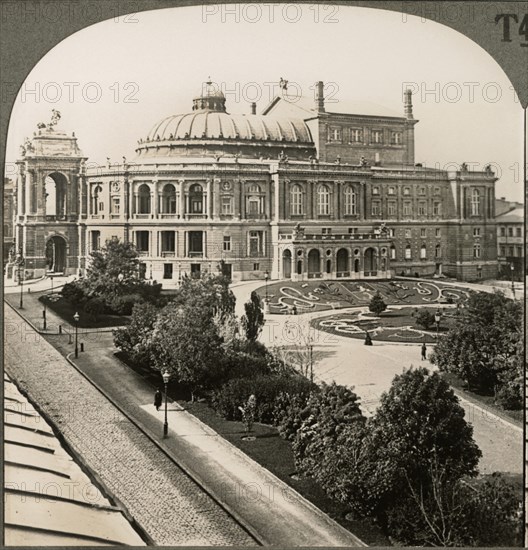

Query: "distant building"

xmin=495 ymin=197 xmax=524 ymax=281
xmin=12 ymin=80 xmax=499 ymax=283
xmin=3 ymin=177 xmax=15 ymax=262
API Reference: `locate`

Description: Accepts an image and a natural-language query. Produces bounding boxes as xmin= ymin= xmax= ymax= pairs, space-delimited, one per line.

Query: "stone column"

xmin=152 ymin=180 xmax=159 ymax=219
xmin=24 ymin=170 xmax=32 ymax=215
xmin=206 ymin=178 xmax=212 ymax=219
xmin=178 ymin=179 xmax=184 ymax=219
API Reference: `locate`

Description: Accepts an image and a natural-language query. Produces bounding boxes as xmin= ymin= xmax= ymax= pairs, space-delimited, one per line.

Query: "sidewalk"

xmin=5 ymin=297 xmax=365 ymax=547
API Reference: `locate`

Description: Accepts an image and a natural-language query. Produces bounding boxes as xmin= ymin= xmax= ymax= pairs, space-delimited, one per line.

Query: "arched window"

xmin=405 ymin=244 xmax=412 ymax=259
xmin=138 ymin=184 xmax=151 ymax=214
xmin=390 ymin=245 xmax=396 ymax=260
xmin=161 ymin=183 xmax=177 ymax=214
xmin=290 ymin=184 xmax=303 ymax=215
xmin=246 ymin=183 xmax=263 ymax=217
xmin=189 ymin=184 xmax=203 ymax=214
xmin=318 ymin=185 xmax=330 ymax=215
xmin=344 ymin=186 xmax=357 ymax=215
xmin=420 ymin=244 xmax=427 ymax=259
xmin=91 ymin=184 xmax=102 ymax=215
xmin=471 ymin=188 xmax=480 ymax=216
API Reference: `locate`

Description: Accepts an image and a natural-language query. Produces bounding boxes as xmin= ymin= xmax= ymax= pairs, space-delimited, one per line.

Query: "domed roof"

xmin=145 ymin=111 xmax=313 ymax=143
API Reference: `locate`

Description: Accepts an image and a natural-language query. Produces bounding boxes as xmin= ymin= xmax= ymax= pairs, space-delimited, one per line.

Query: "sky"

xmin=5 ymin=3 xmax=525 ymax=201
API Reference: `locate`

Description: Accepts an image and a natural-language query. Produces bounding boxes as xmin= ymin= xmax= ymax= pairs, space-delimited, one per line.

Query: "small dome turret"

xmin=192 ymin=78 xmax=226 ymax=112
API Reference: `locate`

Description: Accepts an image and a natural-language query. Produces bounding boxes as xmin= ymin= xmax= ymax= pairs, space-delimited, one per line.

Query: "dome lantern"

xmin=192 ymin=78 xmax=226 ymax=113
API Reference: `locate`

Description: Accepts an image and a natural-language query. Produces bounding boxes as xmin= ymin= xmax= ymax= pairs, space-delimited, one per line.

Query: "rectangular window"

xmin=188 ymin=231 xmax=203 ymax=257
xmin=473 ymin=244 xmax=481 ymax=259
xmin=390 ymin=247 xmax=396 ymax=260
xmin=403 ymin=202 xmax=412 ymax=217
xmin=322 ymin=228 xmax=332 ymax=235
xmin=433 ymin=202 xmax=441 ymax=216
xmin=249 ymin=231 xmax=264 ymax=257
xmin=388 ymin=228 xmax=395 ymax=237
xmin=111 ymin=197 xmax=120 ymax=214
xmin=388 ymin=202 xmax=396 ymax=216
xmin=500 ymin=245 xmax=506 ymax=257
xmin=253 ymin=262 xmax=260 ymax=271
xmin=508 ymin=227 xmax=513 ymax=237
xmin=500 ymin=227 xmax=506 ymax=237
xmin=371 ymin=130 xmax=383 ymax=144
xmin=436 ymin=228 xmax=441 ymax=238
xmin=391 ymin=132 xmax=402 ymax=145
xmin=223 ymin=236 xmax=231 ymax=252
xmin=405 ymin=229 xmax=412 ymax=238
xmin=349 ymin=128 xmax=362 ymax=143
xmin=418 ymin=202 xmax=426 ymax=216
xmin=329 ymin=127 xmax=342 ymax=142
xmin=163 ymin=263 xmax=173 ymax=279
xmin=136 ymin=231 xmax=149 ymax=252
xmin=420 ymin=246 xmax=427 ymax=259
xmin=91 ymin=231 xmax=101 ymax=251
xmin=221 ymin=196 xmax=233 ymax=215
xmin=160 ymin=231 xmax=176 ymax=253
xmin=371 ymin=201 xmax=381 ymax=216
xmin=509 ymin=246 xmax=514 ymax=256
xmin=516 ymin=245 xmax=522 ymax=257
xmin=420 ymin=228 xmax=426 ymax=238
xmin=473 ymin=228 xmax=481 ymax=237
xmin=388 ymin=186 xmax=395 ymax=195
xmin=405 ymin=246 xmax=412 ymax=259
xmin=516 ymin=227 xmax=522 ymax=237
xmin=372 ymin=186 xmax=380 ymax=195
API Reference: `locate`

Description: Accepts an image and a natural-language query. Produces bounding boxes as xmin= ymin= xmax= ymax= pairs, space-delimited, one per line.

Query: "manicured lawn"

xmin=312 ymin=306 xmax=456 ymax=343
xmin=38 ymin=292 xmax=129 ymax=328
xmin=257 ymin=279 xmax=469 ymax=314
xmin=441 ymin=372 xmax=523 ymax=426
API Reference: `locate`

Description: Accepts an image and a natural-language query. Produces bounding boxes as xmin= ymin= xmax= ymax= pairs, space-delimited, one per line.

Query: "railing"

xmin=134 ymin=213 xmax=152 ymax=219
xmin=45 ymin=215 xmax=68 ymax=222
xmin=307 ymin=272 xmax=322 ymax=279
xmin=161 ymin=251 xmax=176 ymax=258
xmin=336 ymin=271 xmax=350 ymax=278
xmin=296 ymin=233 xmax=390 ymax=241
xmin=138 ymin=251 xmax=149 ymax=257
xmin=364 ymin=271 xmax=378 ymax=277
xmin=160 ymin=213 xmax=179 ymax=219
xmin=188 ymin=251 xmax=203 ymax=258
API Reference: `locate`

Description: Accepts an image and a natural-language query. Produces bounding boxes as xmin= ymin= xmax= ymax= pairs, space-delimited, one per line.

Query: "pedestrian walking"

xmin=364 ymin=331 xmax=372 ymax=346
xmin=421 ymin=342 xmax=427 ymax=361
xmin=154 ymin=388 xmax=163 ymax=411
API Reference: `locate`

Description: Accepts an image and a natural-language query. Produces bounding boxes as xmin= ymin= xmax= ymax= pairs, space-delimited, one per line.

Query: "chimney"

xmin=250 ymin=102 xmax=256 ymax=115
xmin=315 ymin=81 xmax=325 ymax=113
xmin=404 ymin=88 xmax=414 ymax=119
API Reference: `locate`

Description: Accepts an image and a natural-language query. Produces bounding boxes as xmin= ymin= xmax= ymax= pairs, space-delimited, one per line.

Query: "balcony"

xmin=160 ymin=213 xmax=179 ymax=219
xmin=188 ymin=251 xmax=203 ymax=258
xmin=161 ymin=251 xmax=176 ymax=258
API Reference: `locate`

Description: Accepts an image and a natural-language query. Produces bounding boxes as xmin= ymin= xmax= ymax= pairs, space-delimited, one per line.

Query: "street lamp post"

xmin=264 ymin=270 xmax=270 ymax=313
xmin=18 ymin=253 xmax=25 ymax=309
xmin=162 ymin=370 xmax=170 ymax=438
xmin=73 ymin=311 xmax=80 ymax=358
xmin=43 ymin=300 xmax=47 ymax=331
xmin=434 ymin=309 xmax=441 ymax=340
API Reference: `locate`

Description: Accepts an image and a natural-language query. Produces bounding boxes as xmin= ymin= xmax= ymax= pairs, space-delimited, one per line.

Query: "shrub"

xmin=110 ymin=293 xmax=144 ymax=315
xmin=209 ymin=373 xmax=314 ymax=425
xmin=61 ymin=281 xmax=88 ymax=307
xmin=221 ymin=351 xmax=272 ymax=381
xmin=415 ymin=309 xmax=435 ymax=330
xmin=368 ymin=292 xmax=387 ymax=315
xmin=274 ymin=389 xmax=317 ymax=441
xmin=84 ymin=296 xmax=105 ymax=321
xmin=495 ymin=379 xmax=523 ymax=410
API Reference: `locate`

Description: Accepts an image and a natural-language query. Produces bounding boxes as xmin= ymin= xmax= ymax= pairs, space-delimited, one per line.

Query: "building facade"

xmin=495 ymin=198 xmax=524 ymax=280
xmin=12 ymin=80 xmax=499 ymax=283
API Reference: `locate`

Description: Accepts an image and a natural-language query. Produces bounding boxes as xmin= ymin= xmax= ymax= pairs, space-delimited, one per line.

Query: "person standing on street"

xmin=421 ymin=342 xmax=427 ymax=361
xmin=154 ymin=388 xmax=163 ymax=411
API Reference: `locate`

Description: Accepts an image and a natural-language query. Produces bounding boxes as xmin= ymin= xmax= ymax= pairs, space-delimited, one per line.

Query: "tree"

xmin=368 ymin=292 xmax=387 ymax=315
xmin=415 ymin=309 xmax=435 ymax=331
xmin=292 ymin=382 xmax=365 ymax=478
xmin=431 ymin=290 xmax=522 ymax=398
xmin=368 ymin=368 xmax=481 ymax=520
xmin=150 ymin=302 xmax=225 ymax=401
xmin=172 ymin=273 xmax=236 ymax=321
xmin=241 ymin=291 xmax=265 ymax=342
xmin=113 ymin=302 xmax=159 ymax=366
